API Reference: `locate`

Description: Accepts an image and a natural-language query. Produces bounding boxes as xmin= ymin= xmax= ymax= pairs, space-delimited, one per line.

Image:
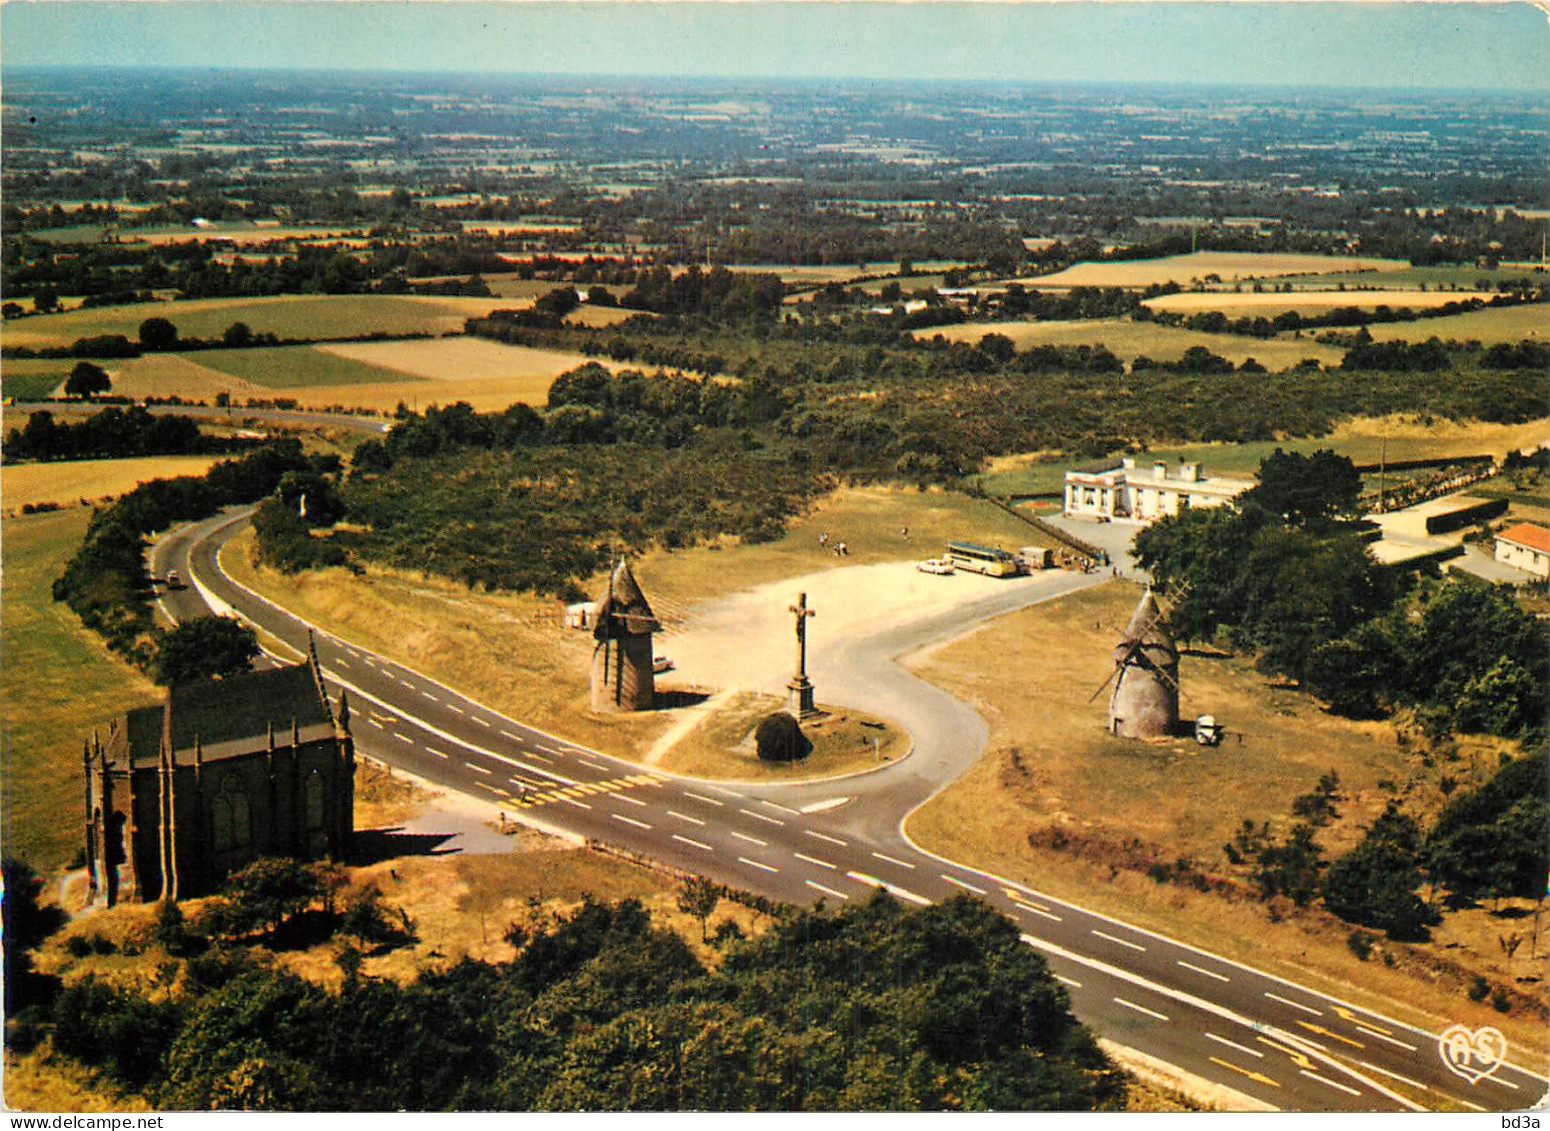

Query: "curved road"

xmin=152 ymin=508 xmax=1545 ymax=1113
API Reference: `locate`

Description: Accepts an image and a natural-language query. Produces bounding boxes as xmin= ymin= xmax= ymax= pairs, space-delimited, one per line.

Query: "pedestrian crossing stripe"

xmin=499 ymin=770 xmax=673 ymax=812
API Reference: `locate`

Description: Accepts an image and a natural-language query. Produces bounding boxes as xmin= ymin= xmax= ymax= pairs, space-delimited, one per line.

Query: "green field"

xmin=2 ymin=295 xmax=513 ymax=349
xmin=1 ymin=509 xmax=161 ymax=872
xmin=2 ymin=360 xmax=73 ymax=400
xmin=193 ymin=344 xmax=420 ymax=389
xmin=1274 ymin=264 xmax=1546 ymax=290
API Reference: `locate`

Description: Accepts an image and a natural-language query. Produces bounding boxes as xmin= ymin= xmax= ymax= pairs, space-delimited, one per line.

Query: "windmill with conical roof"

xmin=1090 ymin=587 xmax=1180 ymax=738
xmin=590 ymin=558 xmax=660 ymax=712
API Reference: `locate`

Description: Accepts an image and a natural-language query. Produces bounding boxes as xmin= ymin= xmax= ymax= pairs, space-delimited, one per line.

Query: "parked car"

xmin=916 ymin=558 xmax=956 ymax=575
xmin=652 ymin=655 xmax=674 ymax=674
xmin=165 ymin=569 xmax=183 ymax=590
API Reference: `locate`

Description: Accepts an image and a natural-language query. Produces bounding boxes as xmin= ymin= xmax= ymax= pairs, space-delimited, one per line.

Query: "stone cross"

xmin=789 ymin=592 xmax=816 ymax=679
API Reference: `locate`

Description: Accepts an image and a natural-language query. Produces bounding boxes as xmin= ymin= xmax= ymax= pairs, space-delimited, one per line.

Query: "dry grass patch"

xmin=97 ymin=353 xmax=270 ymax=401
xmin=904 ymin=580 xmax=1548 ymax=1059
xmin=638 ymin=485 xmax=1049 ymax=618
xmin=220 ymin=528 xmax=677 ymax=761
xmin=1015 ymin=252 xmax=1406 ymax=289
xmin=1144 ymin=290 xmax=1496 ymax=317
xmin=3 ymin=1049 xmax=155 ymax=1113
xmin=3 ymin=455 xmax=225 ymax=512
xmin=655 ymin=691 xmax=907 ymax=781
xmin=913 ymin=317 xmax=1344 ymax=369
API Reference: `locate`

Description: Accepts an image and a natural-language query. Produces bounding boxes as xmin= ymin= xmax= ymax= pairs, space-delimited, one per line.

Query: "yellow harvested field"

xmin=912 ymin=318 xmax=1344 ymax=368
xmin=4 ymin=455 xmax=224 ymax=511
xmin=1 ymin=294 xmax=520 ymax=349
xmin=1365 ymin=302 xmax=1550 ymax=344
xmin=273 ymin=376 xmax=556 ymax=414
xmin=1013 ymin=252 xmax=1407 ymax=289
xmin=99 ymin=354 xmax=271 ymax=400
xmin=456 ymin=220 xmax=581 ymax=235
xmin=567 ymin=304 xmax=640 ymax=327
xmin=132 ymin=225 xmax=371 ymax=246
xmin=315 ymin=337 xmax=608 ymax=384
xmin=1143 ymin=289 xmax=1496 ymax=316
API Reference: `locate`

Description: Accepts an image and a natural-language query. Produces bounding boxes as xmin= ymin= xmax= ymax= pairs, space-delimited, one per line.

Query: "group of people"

xmin=818 ymin=532 xmax=850 ymax=557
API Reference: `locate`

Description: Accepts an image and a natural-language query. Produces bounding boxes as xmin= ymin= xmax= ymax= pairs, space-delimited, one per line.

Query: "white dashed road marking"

xmin=1092 ymin=929 xmax=1146 ymax=952
xmin=672 ymin=834 xmax=713 ymax=852
xmin=793 ymin=853 xmax=836 ymax=870
xmin=805 ymin=880 xmax=849 ymax=900
xmin=730 ymin=831 xmax=767 ymax=847
xmin=611 ymin=813 xmax=652 ymax=830
xmin=1178 ymin=960 xmax=1230 ymax=983
xmin=1114 ymin=998 xmax=1170 ymax=1022
xmin=940 ymin=874 xmax=987 ymax=895
xmin=738 ymin=857 xmax=778 ymax=874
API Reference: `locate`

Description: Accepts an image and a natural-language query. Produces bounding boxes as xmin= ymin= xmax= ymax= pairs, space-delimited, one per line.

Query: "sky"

xmin=2 ymin=1 xmax=1547 ymax=91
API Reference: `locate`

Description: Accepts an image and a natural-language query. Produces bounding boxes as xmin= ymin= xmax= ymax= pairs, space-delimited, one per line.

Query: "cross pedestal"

xmin=787 ymin=592 xmax=822 ymax=719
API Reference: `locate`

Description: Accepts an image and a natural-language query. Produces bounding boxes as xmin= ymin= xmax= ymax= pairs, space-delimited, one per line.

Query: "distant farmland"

xmin=1011 ymin=251 xmax=1407 ymax=289
xmin=3 ymin=455 xmax=225 ymax=511
xmin=2 ymin=294 xmax=519 ymax=348
xmin=1364 ymin=302 xmax=1550 ymax=344
xmin=1143 ymin=289 xmax=1497 ymax=317
xmin=193 ymin=345 xmax=419 ymax=389
xmin=913 ymin=317 xmax=1345 ymax=369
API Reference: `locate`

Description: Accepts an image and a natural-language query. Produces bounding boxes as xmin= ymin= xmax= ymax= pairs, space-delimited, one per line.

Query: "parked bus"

xmin=945 ymin=540 xmax=1020 ymax=577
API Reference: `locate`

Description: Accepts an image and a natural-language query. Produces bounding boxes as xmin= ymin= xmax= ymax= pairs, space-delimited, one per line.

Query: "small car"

xmin=652 ymin=655 xmax=674 ymax=674
xmin=916 ymin=558 xmax=956 ymax=575
xmin=165 ymin=569 xmax=184 ymax=590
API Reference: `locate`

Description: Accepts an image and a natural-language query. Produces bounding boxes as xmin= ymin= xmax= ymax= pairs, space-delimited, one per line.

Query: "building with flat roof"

xmin=1064 ymin=457 xmax=1254 ymax=523
xmin=1494 ymin=522 xmax=1550 ymax=578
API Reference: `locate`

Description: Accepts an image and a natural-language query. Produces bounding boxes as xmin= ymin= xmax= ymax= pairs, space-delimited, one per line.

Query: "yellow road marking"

xmin=1333 ymin=1006 xmax=1390 ymax=1035
xmin=1256 ymin=1037 xmax=1314 ymax=1069
xmin=1209 ymin=1057 xmax=1281 ymax=1088
xmin=1299 ymin=1021 xmax=1364 ymax=1049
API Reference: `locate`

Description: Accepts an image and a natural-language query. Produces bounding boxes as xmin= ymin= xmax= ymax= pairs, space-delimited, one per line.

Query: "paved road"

xmin=151 ymin=509 xmax=1547 ymax=1113
xmin=8 ymin=399 xmax=390 ymax=434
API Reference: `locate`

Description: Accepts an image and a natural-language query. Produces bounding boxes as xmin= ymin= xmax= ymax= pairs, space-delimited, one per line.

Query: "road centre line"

xmin=683 ymin=791 xmax=724 ymax=807
xmin=1358 ymin=1028 xmax=1417 ymax=1052
xmin=1114 ymin=998 xmax=1170 ymax=1022
xmin=473 ymin=782 xmax=504 ymax=796
xmin=1178 ymin=960 xmax=1230 ymax=983
xmin=762 ymin=800 xmax=802 ymax=816
xmin=846 ymin=872 xmax=931 ymax=906
xmin=393 ymin=733 xmax=412 ymax=744
xmin=706 ymin=785 xmax=744 ymax=799
xmin=730 ymin=831 xmax=767 ymax=847
xmin=667 ymin=810 xmax=704 ymax=826
xmin=1357 ymin=1062 xmax=1427 ymax=1091
xmin=805 ymin=880 xmax=849 ymax=900
xmin=466 ymin=763 xmax=492 ymax=774
xmin=738 ymin=856 xmax=779 ymax=874
xmin=501 ymin=730 xmax=519 ymax=740
xmin=672 ymin=834 xmax=713 ymax=851
xmin=447 ymin=704 xmax=463 ymax=714
xmin=1205 ymin=1033 xmax=1264 ymax=1059
xmin=425 ymin=747 xmax=449 ymax=759
xmin=739 ymin=808 xmax=785 ymax=826
xmin=1092 ymin=929 xmax=1146 ymax=952
xmin=939 ymin=874 xmax=987 ymax=895
xmin=1460 ymin=1101 xmax=1488 ymax=1113
xmin=335 ymin=659 xmax=350 ymax=669
xmin=611 ymin=813 xmax=652 ymax=830
xmin=805 ymin=830 xmax=847 ymax=847
xmin=580 ymin=758 xmax=608 ymax=771
xmin=793 ymin=852 xmax=836 ymax=870
xmin=871 ymin=851 xmax=914 ymax=869
xmin=1299 ymin=1071 xmax=1361 ymax=1098
xmin=367 ymin=718 xmax=383 ymax=728
xmin=613 ymin=793 xmax=649 ymax=808
xmin=559 ymin=796 xmax=592 ymax=810
xmin=1055 ymin=975 xmax=1082 ymax=989
xmin=423 ymin=692 xmax=438 ymax=702
xmin=1020 ymin=906 xmax=1063 ymax=923
xmin=1265 ymin=992 xmax=1323 ymax=1017
xmin=473 ymin=716 xmax=491 ymax=727
xmin=526 ymin=751 xmax=554 ymax=764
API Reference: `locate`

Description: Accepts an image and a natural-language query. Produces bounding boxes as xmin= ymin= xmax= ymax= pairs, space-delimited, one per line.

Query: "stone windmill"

xmin=590 ymin=558 xmax=660 ymax=712
xmin=1090 ymin=587 xmax=1180 ymax=738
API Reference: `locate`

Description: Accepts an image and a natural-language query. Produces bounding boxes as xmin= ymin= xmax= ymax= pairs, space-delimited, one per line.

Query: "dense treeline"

xmin=1135 ymin=452 xmax=1549 ymax=741
xmin=4 ymin=407 xmax=253 ymax=464
xmin=22 ymin=891 xmax=1123 ymax=1111
xmin=52 ymin=441 xmax=328 ymax=666
xmin=342 ymin=439 xmax=817 ymax=597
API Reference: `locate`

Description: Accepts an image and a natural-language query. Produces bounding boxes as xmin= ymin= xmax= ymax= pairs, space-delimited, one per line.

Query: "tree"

xmin=222 ymin=321 xmax=254 ymax=348
xmin=209 ymin=858 xmax=324 ymax=939
xmin=676 ymin=877 xmax=721 ymax=942
xmin=1242 ymin=449 xmax=1362 ymax=527
xmin=3 ymin=857 xmax=65 ymax=1018
xmin=64 ymin=361 xmax=112 ymax=398
xmin=138 ymin=316 xmax=179 ymax=351
xmin=32 ymin=286 xmax=59 ymax=314
xmin=1321 ymin=803 xmax=1435 ymax=940
xmin=154 ymin=616 xmax=259 ymax=686
xmin=1429 ymin=752 xmax=1549 ymax=903
xmin=1253 ymin=823 xmax=1323 ymax=905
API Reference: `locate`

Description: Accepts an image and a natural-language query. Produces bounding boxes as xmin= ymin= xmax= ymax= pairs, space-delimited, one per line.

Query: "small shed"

xmin=1495 ymin=522 xmax=1550 ymax=578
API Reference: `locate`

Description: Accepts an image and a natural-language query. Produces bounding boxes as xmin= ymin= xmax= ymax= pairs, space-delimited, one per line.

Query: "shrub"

xmin=754 ymin=712 xmax=811 ymax=763
xmin=1467 ymin=975 xmax=1490 ymax=1001
xmin=1346 ymin=930 xmax=1374 ymax=961
xmin=1491 ymin=988 xmax=1511 ymax=1013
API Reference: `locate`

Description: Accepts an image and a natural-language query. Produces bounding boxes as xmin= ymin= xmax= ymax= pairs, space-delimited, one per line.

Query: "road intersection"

xmin=151 ymin=506 xmax=1546 ymax=1113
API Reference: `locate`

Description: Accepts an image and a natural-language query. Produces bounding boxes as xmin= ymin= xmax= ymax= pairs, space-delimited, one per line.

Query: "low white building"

xmin=1064 ymin=458 xmax=1254 ymax=523
xmin=1494 ymin=522 xmax=1550 ymax=578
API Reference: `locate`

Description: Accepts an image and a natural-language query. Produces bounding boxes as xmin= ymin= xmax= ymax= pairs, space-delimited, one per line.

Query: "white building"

xmin=1494 ymin=523 xmax=1550 ymax=578
xmin=1064 ymin=457 xmax=1254 ymax=523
